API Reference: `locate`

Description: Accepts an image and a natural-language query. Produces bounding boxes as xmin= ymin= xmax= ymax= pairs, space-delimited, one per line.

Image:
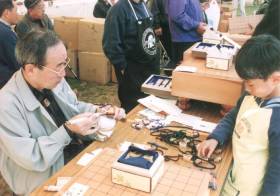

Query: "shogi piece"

xmin=111 ymin=153 xmax=165 ymax=193
xmin=54 ymin=17 xmax=81 ymax=50
xmin=141 ymin=74 xmax=174 ymax=99
xmin=78 ymin=18 xmax=105 ymax=53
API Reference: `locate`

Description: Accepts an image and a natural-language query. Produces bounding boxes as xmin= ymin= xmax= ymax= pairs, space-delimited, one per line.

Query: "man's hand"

xmin=197 ymin=139 xmax=218 ymax=158
xmin=65 ymin=112 xmax=100 ymax=136
xmin=98 ymin=105 xmax=126 ymax=120
xmin=154 ymin=28 xmax=162 ymax=36
xmin=197 ymin=22 xmax=207 ymax=35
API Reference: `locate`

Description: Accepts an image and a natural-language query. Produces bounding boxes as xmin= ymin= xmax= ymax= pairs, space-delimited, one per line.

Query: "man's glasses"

xmin=38 ymin=57 xmax=71 ymax=76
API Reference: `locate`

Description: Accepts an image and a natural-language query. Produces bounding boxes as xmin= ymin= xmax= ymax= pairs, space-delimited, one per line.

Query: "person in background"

xmin=165 ymin=0 xmax=206 ymax=68
xmin=15 ymin=0 xmax=53 ymax=39
xmin=103 ymin=0 xmax=160 ymax=112
xmin=253 ymin=0 xmax=279 ymax=39
xmin=198 ymin=34 xmax=280 ymax=196
xmin=0 ymin=30 xmax=125 ymax=195
xmin=93 ymin=0 xmax=117 ymax=18
xmin=232 ymin=0 xmax=246 ymax=17
xmin=256 ymin=0 xmax=271 ymax=15
xmin=150 ymin=0 xmax=173 ymax=67
xmin=0 ymin=0 xmax=20 ymax=88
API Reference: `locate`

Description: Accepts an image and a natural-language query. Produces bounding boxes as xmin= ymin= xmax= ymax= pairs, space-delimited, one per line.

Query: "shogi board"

xmin=56 ymin=148 xmax=210 ymax=196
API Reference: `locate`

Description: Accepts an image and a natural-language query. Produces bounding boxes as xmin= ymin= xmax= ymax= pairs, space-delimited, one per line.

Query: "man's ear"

xmin=270 ymin=72 xmax=280 ymax=84
xmin=2 ymin=9 xmax=10 ymax=19
xmin=23 ymin=64 xmax=37 ymax=76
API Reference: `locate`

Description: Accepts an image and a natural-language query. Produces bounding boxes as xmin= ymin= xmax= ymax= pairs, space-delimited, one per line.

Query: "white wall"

xmin=17 ymin=0 xmax=98 ymax=18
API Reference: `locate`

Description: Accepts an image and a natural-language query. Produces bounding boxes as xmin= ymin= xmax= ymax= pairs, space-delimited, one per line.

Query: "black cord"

xmin=149 ymin=126 xmax=216 ymax=170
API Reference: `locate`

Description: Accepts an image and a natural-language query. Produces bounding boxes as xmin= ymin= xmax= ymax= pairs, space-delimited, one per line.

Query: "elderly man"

xmin=15 ymin=0 xmax=53 ymax=39
xmin=0 ymin=0 xmax=20 ymax=88
xmin=0 ymin=30 xmax=125 ymax=195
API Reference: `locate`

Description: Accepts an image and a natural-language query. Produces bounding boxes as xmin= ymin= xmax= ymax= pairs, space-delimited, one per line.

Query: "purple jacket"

xmin=166 ymin=0 xmax=203 ymax=43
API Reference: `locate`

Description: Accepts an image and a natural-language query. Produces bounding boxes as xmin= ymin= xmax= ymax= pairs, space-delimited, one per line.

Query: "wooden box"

xmin=141 ymin=74 xmax=174 ymax=99
xmin=54 ymin=17 xmax=81 ymax=50
xmin=175 ymin=50 xmax=243 ymax=106
xmin=79 ymin=52 xmax=111 ymax=84
xmin=206 ymin=52 xmax=233 ymax=71
xmin=192 ymin=42 xmax=237 ymax=59
xmin=112 ymin=153 xmax=164 ymax=193
xmin=78 ymin=18 xmax=105 ymax=53
xmin=203 ymin=30 xmax=223 ymax=45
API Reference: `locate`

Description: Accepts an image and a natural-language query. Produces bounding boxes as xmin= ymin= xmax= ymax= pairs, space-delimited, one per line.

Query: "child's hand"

xmin=197 ymin=139 xmax=218 ymax=158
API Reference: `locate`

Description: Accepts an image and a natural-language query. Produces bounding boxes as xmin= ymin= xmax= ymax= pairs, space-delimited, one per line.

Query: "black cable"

xmin=149 ymin=126 xmax=216 ymax=170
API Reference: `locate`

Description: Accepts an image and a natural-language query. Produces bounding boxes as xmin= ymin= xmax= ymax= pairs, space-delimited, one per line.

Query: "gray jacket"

xmin=0 ymin=70 xmax=97 ymax=195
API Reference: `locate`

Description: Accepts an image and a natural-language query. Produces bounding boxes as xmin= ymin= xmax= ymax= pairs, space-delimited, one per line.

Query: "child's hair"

xmin=235 ymin=34 xmax=280 ymax=80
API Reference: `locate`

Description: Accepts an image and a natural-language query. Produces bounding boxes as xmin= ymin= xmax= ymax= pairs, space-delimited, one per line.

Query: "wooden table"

xmin=171 ymin=48 xmax=243 ymax=106
xmin=31 ymin=104 xmax=232 ymax=196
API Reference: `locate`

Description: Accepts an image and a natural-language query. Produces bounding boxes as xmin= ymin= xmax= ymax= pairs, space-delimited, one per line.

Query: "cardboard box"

xmin=222 ymin=12 xmax=232 ymax=20
xmin=79 ymin=52 xmax=111 ymax=84
xmin=111 ymin=66 xmax=118 ymax=83
xmin=78 ymin=18 xmax=105 ymax=53
xmin=66 ymin=49 xmax=79 ymax=78
xmin=218 ymin=19 xmax=229 ymax=32
xmin=54 ymin=17 xmax=81 ymax=50
xmin=141 ymin=74 xmax=174 ymax=99
xmin=229 ymin=15 xmax=263 ymax=34
xmin=112 ymin=153 xmax=164 ymax=193
xmin=220 ymin=3 xmax=233 ymax=12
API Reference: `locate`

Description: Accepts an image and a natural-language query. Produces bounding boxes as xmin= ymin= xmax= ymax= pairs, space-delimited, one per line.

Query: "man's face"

xmin=6 ymin=1 xmax=18 ymax=25
xmin=244 ymin=77 xmax=277 ymax=99
xmin=29 ymin=0 xmax=45 ymax=19
xmin=34 ymin=42 xmax=67 ymax=90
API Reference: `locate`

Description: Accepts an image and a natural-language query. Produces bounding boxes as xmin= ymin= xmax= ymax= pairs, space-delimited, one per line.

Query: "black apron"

xmin=117 ymin=0 xmax=160 ymax=112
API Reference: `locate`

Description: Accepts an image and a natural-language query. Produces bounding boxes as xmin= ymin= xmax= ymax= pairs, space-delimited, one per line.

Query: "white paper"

xmin=76 ymin=148 xmax=103 ymax=166
xmin=56 ymin=177 xmax=72 ymax=189
xmin=90 ymin=148 xmax=103 ymax=158
xmin=166 ymin=113 xmax=202 ymax=128
xmin=138 ymin=95 xmax=182 ymax=115
xmin=174 ymin=65 xmax=197 ymax=73
xmin=63 ymin=183 xmax=89 ymax=196
xmin=76 ymin=153 xmax=96 ymax=166
xmin=193 ymin=120 xmax=217 ymax=133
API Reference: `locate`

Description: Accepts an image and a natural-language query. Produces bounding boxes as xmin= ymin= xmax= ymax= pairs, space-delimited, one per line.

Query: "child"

xmin=197 ymin=34 xmax=280 ymax=196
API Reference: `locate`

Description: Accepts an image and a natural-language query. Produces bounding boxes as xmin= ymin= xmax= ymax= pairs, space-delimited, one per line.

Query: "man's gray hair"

xmin=15 ymin=30 xmax=62 ymax=69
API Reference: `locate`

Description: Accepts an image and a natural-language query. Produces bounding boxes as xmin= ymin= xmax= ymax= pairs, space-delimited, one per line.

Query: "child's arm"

xmin=207 ymin=93 xmax=247 ymax=147
xmin=259 ymin=108 xmax=280 ymax=196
